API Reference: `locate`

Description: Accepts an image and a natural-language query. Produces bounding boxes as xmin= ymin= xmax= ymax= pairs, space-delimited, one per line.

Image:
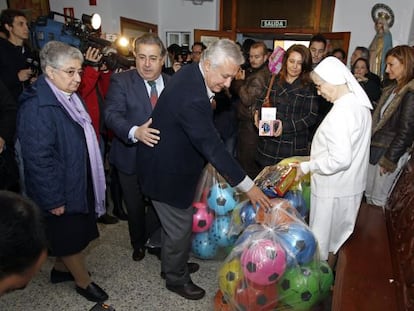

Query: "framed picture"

xmin=7 ymin=0 xmax=50 ymax=22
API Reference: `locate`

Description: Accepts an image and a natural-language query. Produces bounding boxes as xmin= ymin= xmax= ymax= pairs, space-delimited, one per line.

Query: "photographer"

xmin=163 ymin=45 xmax=191 ymax=76
xmin=0 ymin=9 xmax=38 ymax=101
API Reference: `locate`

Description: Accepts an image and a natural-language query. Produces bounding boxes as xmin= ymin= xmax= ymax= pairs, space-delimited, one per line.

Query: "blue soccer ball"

xmin=239 ymin=202 xmax=259 ymax=228
xmin=207 ymin=182 xmax=238 ymax=215
xmin=209 ymin=215 xmax=237 ymax=248
xmin=192 ymin=231 xmax=218 ymax=259
xmin=278 ymin=222 xmax=317 ymax=266
xmin=284 ymin=190 xmax=308 ymax=218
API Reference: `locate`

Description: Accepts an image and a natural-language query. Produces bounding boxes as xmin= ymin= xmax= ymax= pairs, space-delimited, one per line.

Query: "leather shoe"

xmin=132 ymin=248 xmax=145 ymax=261
xmin=166 ymin=281 xmax=205 ymax=300
xmin=161 ymin=262 xmax=199 ymax=279
xmin=97 ymin=213 xmax=119 ymax=224
xmin=76 ymin=282 xmax=108 ymax=302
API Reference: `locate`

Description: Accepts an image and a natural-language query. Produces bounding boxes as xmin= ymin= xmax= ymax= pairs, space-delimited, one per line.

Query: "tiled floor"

xmin=0 ymin=219 xmax=333 ymax=311
xmin=0 ymin=220 xmax=221 ymax=311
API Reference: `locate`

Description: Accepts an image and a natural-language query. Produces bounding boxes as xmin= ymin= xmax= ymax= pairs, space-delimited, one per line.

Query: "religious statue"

xmin=368 ymin=4 xmax=394 ymax=79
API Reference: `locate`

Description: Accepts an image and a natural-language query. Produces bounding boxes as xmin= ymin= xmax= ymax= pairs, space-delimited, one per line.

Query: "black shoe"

xmin=113 ymin=208 xmax=128 ymax=221
xmin=97 ymin=213 xmax=119 ymax=224
xmin=132 ymin=248 xmax=145 ymax=261
xmin=166 ymin=281 xmax=205 ymax=300
xmin=147 ymin=247 xmax=161 ymax=260
xmin=161 ymin=262 xmax=200 ymax=279
xmin=50 ymin=268 xmax=74 ymax=283
xmin=76 ymin=282 xmax=108 ymax=302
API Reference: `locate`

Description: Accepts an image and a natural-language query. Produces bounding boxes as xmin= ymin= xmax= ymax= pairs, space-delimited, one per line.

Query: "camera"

xmin=31 ymin=11 xmax=134 ymax=71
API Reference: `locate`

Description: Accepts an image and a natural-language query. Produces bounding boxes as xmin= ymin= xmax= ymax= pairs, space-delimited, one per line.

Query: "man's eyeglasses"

xmin=55 ymin=68 xmax=84 ymax=77
xmin=191 ymin=51 xmax=202 ymax=55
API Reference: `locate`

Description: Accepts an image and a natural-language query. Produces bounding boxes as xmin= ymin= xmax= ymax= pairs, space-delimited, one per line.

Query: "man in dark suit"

xmin=104 ymin=33 xmax=169 ymax=262
xmin=137 ymin=39 xmax=271 ymax=300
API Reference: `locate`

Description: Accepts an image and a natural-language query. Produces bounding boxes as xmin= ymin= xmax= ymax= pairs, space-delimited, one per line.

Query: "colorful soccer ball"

xmin=277 ymin=265 xmax=321 ymax=310
xmin=214 ymin=289 xmax=232 ymax=311
xmin=241 ymin=238 xmax=287 ymax=286
xmin=191 ymin=231 xmax=218 ymax=259
xmin=278 ymin=222 xmax=317 ymax=266
xmin=309 ymin=260 xmax=334 ymax=300
xmin=218 ymin=258 xmax=244 ymax=298
xmin=256 ymin=198 xmax=300 ymax=226
xmin=192 ymin=201 xmax=214 ymax=233
xmin=233 ymin=279 xmax=278 ymax=311
xmin=283 ymin=190 xmax=308 ymax=218
xmin=240 ymin=202 xmax=259 ymax=228
xmin=301 ymin=182 xmax=311 ymax=213
xmin=209 ymin=215 xmax=237 ymax=247
xmin=207 ymin=182 xmax=238 ymax=215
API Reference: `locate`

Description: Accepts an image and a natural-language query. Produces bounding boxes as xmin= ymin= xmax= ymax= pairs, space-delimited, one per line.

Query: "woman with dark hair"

xmin=351 ymin=57 xmax=382 ymax=104
xmin=255 ymin=44 xmax=318 ymax=167
xmin=365 ymin=45 xmax=414 ymax=207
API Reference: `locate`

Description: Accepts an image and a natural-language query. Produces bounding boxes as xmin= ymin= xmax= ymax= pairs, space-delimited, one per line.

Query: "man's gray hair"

xmin=201 ymin=39 xmax=244 ymax=68
xmin=40 ymin=41 xmax=84 ymax=73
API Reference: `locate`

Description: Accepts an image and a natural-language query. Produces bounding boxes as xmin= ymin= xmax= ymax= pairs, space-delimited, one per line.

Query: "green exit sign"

xmin=260 ymin=19 xmax=287 ymax=28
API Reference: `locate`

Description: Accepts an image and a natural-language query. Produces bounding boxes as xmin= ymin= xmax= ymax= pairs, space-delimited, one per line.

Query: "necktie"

xmin=148 ymin=80 xmax=158 ymax=108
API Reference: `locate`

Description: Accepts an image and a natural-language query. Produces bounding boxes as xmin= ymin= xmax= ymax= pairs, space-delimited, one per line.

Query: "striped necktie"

xmin=148 ymin=80 xmax=158 ymax=108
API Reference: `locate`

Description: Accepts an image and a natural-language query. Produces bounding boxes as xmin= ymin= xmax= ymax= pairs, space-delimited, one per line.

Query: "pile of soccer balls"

xmin=191 ymin=171 xmax=241 ymax=260
xmin=215 ymin=199 xmax=334 ymax=311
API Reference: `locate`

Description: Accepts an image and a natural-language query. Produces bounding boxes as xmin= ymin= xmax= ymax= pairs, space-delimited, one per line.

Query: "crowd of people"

xmin=1 ymin=6 xmax=414 ymax=307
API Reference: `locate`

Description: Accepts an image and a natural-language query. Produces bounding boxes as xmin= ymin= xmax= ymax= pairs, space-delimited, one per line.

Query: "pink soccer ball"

xmin=241 ymin=238 xmax=287 ymax=286
xmin=192 ymin=202 xmax=214 ymax=233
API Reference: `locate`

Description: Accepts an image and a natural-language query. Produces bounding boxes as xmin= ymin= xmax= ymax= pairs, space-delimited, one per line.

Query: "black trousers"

xmin=117 ymin=170 xmax=160 ymax=250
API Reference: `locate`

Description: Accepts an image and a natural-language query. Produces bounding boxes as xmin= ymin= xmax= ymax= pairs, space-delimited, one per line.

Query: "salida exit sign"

xmin=260 ymin=19 xmax=288 ymax=28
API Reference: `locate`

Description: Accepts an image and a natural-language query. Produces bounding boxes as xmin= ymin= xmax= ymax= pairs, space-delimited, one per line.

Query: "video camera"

xmin=31 ymin=12 xmax=135 ymax=71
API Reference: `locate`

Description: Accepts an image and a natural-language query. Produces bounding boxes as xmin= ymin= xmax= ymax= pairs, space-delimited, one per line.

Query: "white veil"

xmin=313 ymin=56 xmax=373 ymax=109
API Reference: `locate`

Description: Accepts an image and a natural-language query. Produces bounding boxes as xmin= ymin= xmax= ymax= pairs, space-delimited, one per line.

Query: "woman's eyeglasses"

xmin=55 ymin=68 xmax=84 ymax=77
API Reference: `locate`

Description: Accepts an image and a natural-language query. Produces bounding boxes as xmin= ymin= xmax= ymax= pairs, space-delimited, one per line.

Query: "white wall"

xmin=332 ymin=0 xmax=414 ymax=63
xmin=159 ymin=0 xmax=218 ymax=44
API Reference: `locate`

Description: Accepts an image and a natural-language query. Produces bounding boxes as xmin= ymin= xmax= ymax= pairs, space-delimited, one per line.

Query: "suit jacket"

xmin=137 ymin=63 xmax=246 ymax=208
xmin=104 ymin=69 xmax=170 ymax=174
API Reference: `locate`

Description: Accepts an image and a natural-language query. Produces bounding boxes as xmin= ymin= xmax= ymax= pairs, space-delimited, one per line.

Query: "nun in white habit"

xmin=295 ymin=56 xmax=373 ymax=268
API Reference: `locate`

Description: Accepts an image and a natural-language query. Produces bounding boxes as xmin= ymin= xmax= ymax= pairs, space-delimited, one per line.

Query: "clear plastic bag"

xmin=217 ymin=200 xmax=333 ymax=311
xmin=191 ymin=164 xmax=241 ymax=260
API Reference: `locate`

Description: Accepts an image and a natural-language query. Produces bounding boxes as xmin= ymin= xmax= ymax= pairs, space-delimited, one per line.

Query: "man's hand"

xmin=18 ymin=68 xmax=33 ymax=82
xmin=85 ymin=47 xmax=103 ymax=70
xmin=134 ymin=118 xmax=160 ymax=147
xmin=245 ymin=185 xmax=271 ymax=210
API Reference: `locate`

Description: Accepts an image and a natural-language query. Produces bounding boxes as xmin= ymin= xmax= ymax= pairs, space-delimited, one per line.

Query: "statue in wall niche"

xmin=368 ymin=3 xmax=394 ymax=79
